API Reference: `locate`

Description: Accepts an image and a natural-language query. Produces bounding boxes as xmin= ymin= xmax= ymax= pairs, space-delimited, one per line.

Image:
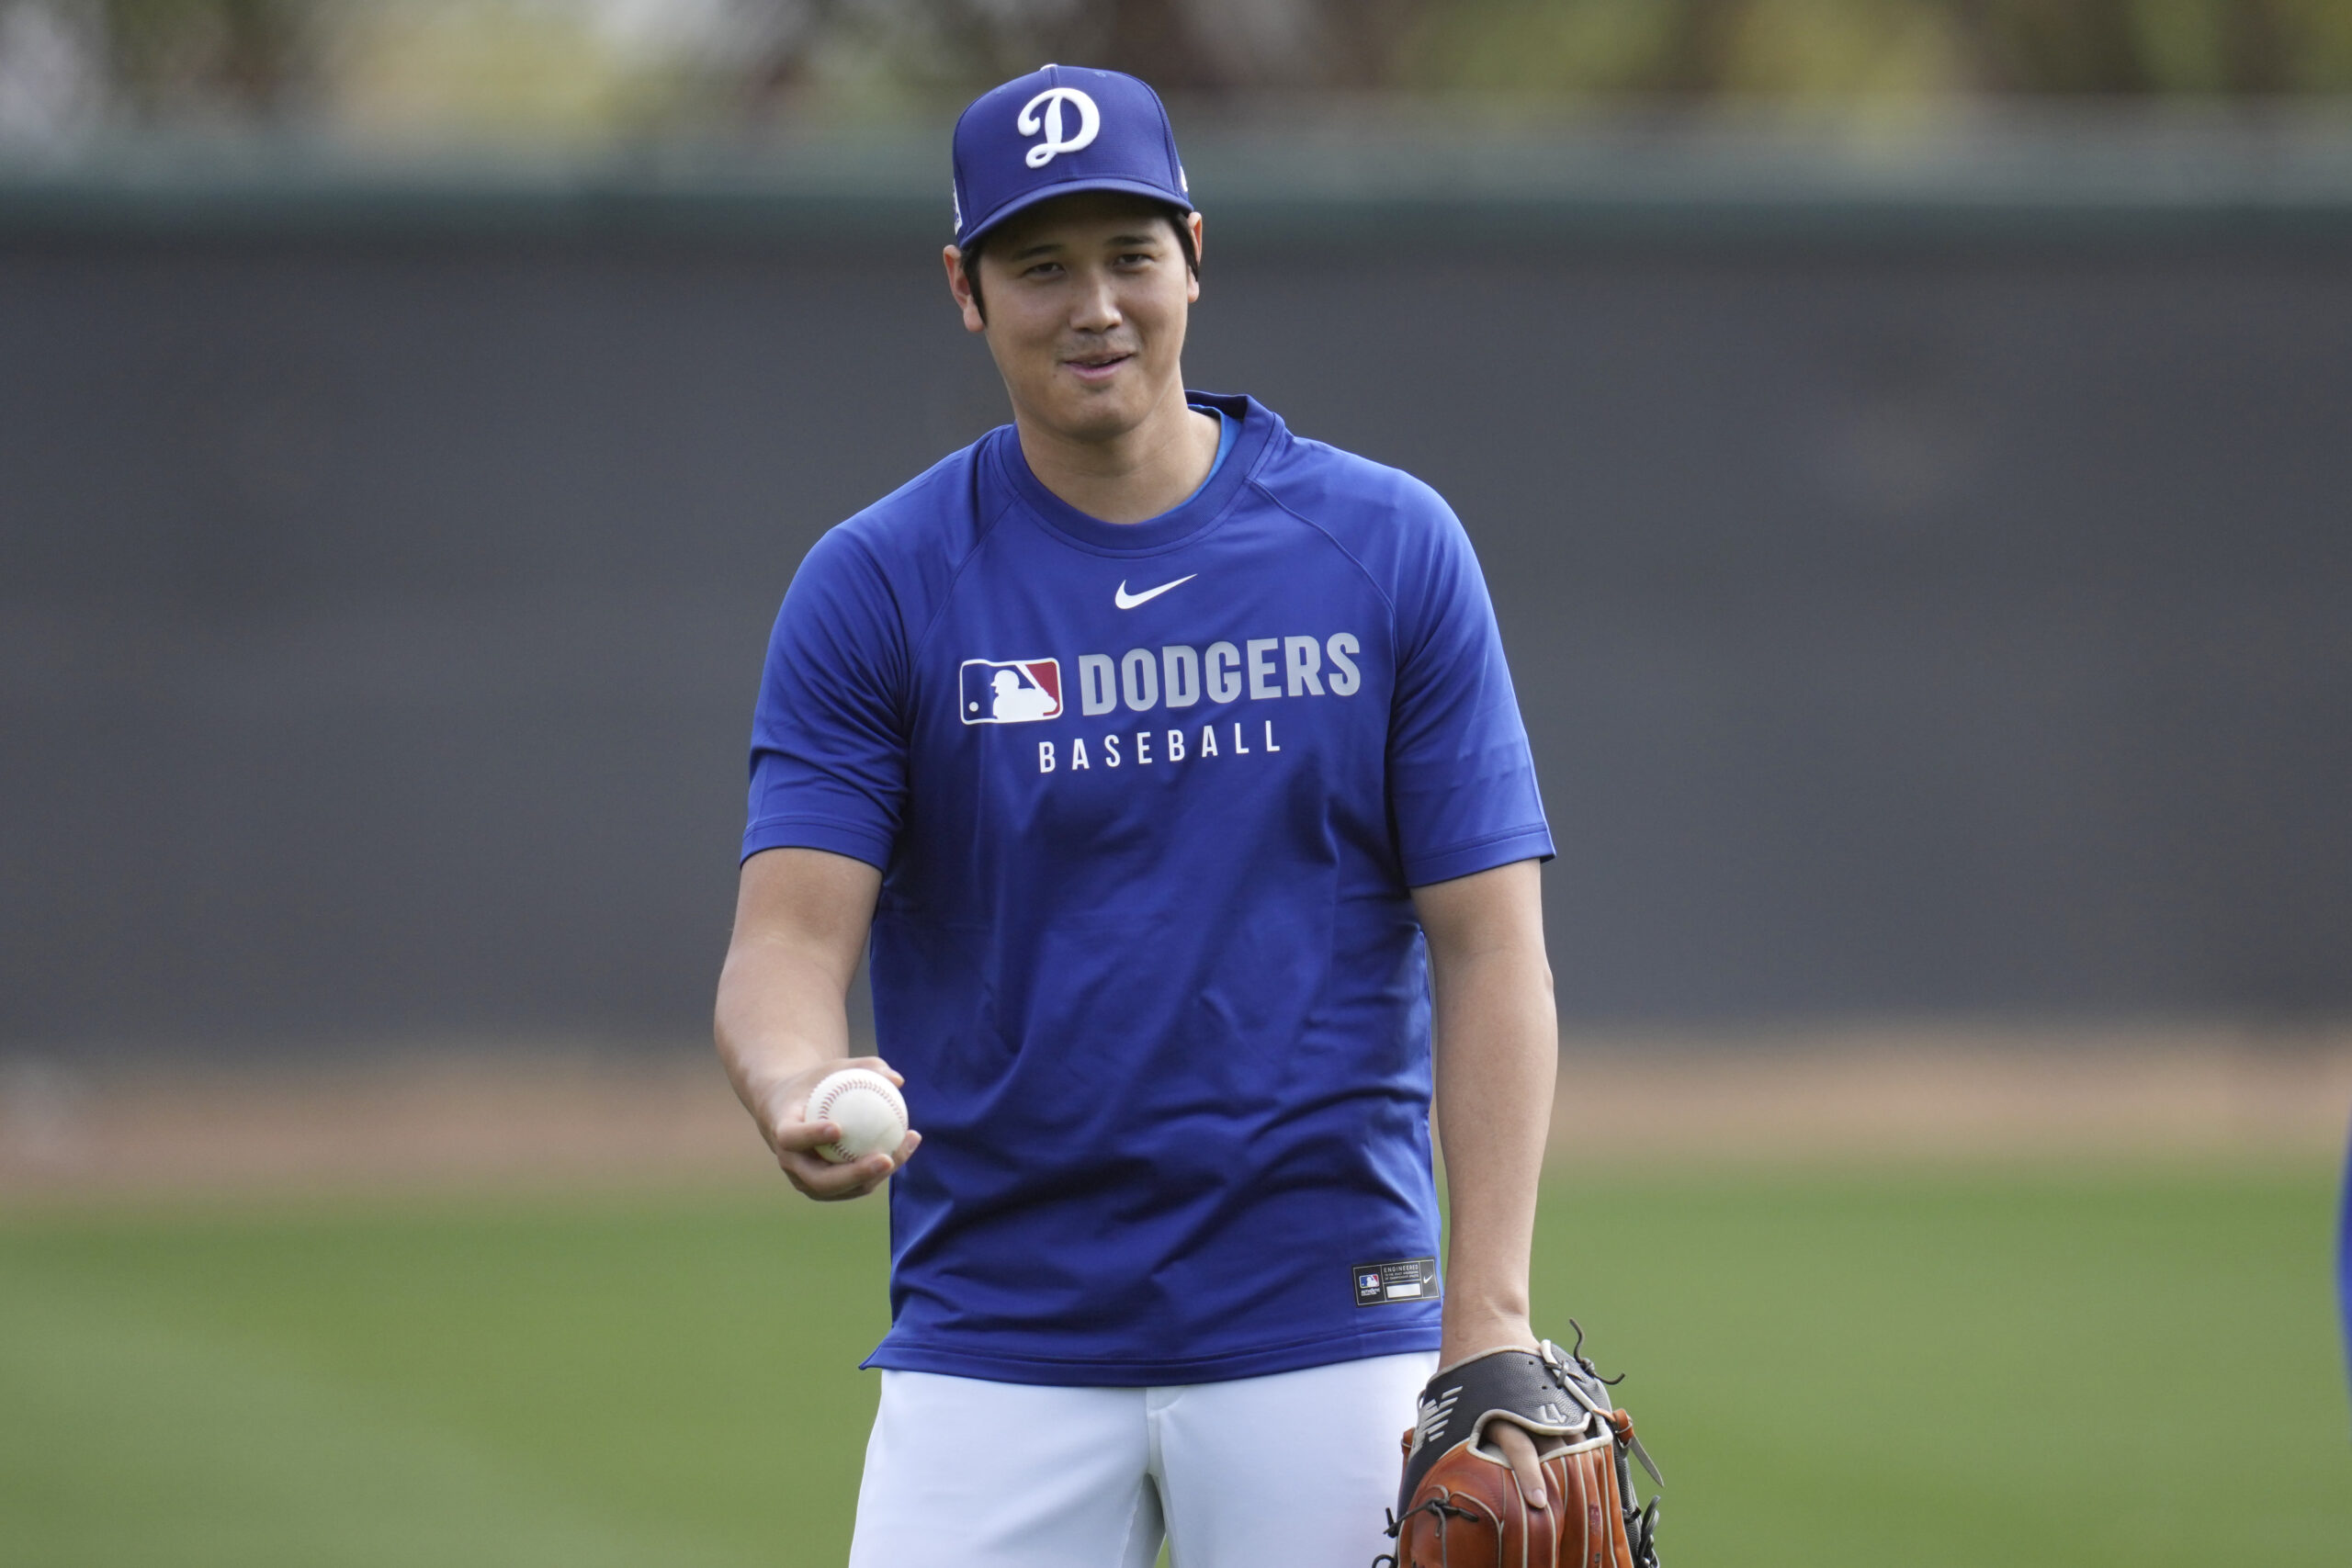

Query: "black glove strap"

xmin=1396 ymin=1347 xmax=1603 ymax=1517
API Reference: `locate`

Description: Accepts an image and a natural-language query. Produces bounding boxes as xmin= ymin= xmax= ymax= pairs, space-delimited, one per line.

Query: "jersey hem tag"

xmin=1352 ymin=1257 xmax=1439 ymax=1306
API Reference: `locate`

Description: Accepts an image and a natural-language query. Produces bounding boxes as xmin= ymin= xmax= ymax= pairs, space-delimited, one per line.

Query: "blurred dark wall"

xmin=4 ymin=216 xmax=2347 ymax=1052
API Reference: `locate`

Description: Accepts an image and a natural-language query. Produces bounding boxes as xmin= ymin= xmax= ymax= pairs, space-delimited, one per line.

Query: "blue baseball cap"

xmin=951 ymin=64 xmax=1191 ymax=250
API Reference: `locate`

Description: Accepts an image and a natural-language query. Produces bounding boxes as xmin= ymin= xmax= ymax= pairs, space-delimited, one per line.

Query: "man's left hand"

xmin=1442 ymin=1308 xmax=1550 ymax=1509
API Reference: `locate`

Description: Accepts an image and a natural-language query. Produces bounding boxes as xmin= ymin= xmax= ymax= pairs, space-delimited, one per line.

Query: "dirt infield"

xmin=1547 ymin=1021 xmax=2352 ymax=1166
xmin=3 ymin=1023 xmax=2348 ymax=1201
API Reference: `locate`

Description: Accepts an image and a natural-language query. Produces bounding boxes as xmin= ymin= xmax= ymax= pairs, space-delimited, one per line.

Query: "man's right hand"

xmin=716 ymin=846 xmax=901 ymax=1201
xmin=757 ymin=1055 xmax=922 ymax=1201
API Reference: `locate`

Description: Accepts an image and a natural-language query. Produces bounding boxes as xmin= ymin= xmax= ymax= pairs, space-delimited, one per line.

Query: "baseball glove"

xmin=1376 ymin=1325 xmax=1663 ymax=1568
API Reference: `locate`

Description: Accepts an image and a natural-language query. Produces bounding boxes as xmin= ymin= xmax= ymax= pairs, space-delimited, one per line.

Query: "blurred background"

xmin=3 ymin=3 xmax=2349 ymax=1565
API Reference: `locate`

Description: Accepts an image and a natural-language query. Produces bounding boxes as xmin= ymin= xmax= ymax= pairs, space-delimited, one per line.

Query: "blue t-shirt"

xmin=744 ymin=392 xmax=1553 ymax=1385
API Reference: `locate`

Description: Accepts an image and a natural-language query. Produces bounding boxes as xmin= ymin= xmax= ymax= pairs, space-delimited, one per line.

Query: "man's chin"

xmin=1031 ymin=386 xmax=1153 ymax=446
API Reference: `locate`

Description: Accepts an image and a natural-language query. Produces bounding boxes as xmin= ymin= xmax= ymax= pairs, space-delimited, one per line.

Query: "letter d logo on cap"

xmin=1018 ymin=86 xmax=1100 ymax=167
xmin=951 ymin=68 xmax=1187 ymax=248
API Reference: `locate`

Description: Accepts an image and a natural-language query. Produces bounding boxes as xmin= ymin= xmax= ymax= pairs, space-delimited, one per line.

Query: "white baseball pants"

xmin=844 ymin=1351 xmax=1437 ymax=1568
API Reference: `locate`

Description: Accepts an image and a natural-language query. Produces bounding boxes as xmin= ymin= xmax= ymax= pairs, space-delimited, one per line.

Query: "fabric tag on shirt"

xmin=1353 ymin=1257 xmax=1440 ymax=1306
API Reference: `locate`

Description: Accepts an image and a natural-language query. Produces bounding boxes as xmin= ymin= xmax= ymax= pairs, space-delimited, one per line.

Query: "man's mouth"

xmin=1063 ymin=350 xmax=1134 ymax=379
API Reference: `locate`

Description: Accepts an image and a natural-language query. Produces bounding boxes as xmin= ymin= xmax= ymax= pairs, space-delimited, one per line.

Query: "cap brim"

xmin=958 ymin=176 xmax=1193 ymax=248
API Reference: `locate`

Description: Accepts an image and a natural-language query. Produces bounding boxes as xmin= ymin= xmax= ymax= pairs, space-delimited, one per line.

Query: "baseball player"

xmin=715 ymin=65 xmax=1563 ymax=1566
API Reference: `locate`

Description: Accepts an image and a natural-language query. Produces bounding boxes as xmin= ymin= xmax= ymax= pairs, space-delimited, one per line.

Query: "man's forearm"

xmin=1417 ymin=860 xmax=1558 ymax=1365
xmin=714 ymin=847 xmax=892 ymax=1196
xmin=715 ymin=932 xmax=859 ymax=1138
xmin=1432 ymin=942 xmax=1556 ymax=1358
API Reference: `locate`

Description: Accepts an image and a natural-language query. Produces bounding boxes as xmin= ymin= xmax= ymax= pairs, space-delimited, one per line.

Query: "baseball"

xmin=805 ymin=1067 xmax=910 ymax=1164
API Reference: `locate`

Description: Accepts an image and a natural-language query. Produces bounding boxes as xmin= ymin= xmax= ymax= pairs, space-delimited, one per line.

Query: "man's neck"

xmin=1014 ymin=385 xmax=1222 ymax=525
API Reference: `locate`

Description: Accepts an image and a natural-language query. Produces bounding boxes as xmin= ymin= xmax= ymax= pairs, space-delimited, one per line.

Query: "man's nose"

xmin=1069 ymin=268 xmax=1122 ymax=333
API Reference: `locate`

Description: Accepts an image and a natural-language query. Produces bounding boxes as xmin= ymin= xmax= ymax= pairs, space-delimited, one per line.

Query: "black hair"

xmin=962 ymin=202 xmax=1198 ymax=323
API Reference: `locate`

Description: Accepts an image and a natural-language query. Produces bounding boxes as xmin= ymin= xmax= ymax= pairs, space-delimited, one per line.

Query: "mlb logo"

xmin=1359 ymin=1273 xmax=1382 ymax=1292
xmin=959 ymin=657 xmax=1062 ymax=725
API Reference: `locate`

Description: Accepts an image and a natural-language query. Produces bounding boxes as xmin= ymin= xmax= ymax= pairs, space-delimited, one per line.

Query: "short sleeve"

xmin=742 ymin=527 xmax=909 ymax=870
xmin=1386 ymin=489 xmax=1554 ymax=886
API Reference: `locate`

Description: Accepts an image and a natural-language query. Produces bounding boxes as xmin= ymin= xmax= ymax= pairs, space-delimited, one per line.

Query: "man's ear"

xmin=943 ymin=245 xmax=986 ymax=333
xmin=1183 ymin=210 xmax=1204 ymax=305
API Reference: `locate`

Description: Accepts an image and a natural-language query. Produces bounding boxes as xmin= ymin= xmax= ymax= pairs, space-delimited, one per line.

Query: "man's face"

xmin=948 ymin=192 xmax=1202 ymax=445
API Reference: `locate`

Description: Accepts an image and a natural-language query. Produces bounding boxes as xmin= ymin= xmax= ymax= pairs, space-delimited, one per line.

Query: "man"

xmin=715 ymin=64 xmax=1560 ymax=1566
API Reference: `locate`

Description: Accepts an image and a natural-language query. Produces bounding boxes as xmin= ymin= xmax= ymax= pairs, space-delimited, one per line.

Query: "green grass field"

xmin=4 ymin=1165 xmax=2346 ymax=1566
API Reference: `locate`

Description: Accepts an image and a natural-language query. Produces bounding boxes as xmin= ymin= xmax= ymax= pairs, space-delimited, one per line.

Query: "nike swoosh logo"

xmin=1114 ymin=574 xmax=1196 ymax=610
